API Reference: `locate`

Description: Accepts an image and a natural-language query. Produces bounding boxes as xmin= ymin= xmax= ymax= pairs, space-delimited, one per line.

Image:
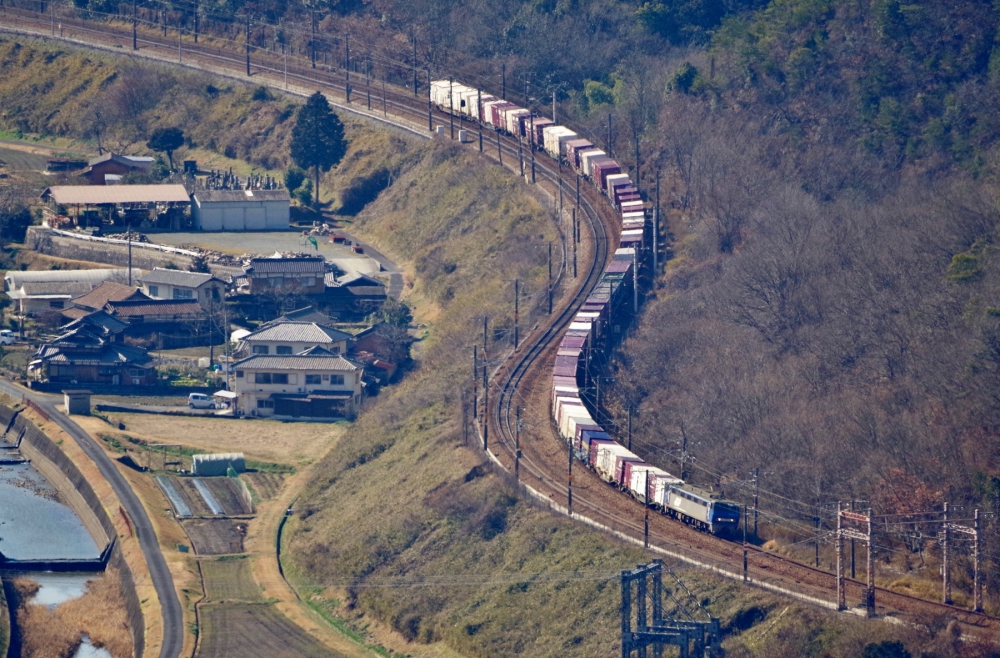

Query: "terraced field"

xmin=200 ymin=557 xmax=263 ymax=603
xmin=0 ymin=146 xmax=49 ymax=171
xmin=197 ymin=604 xmax=342 ymax=658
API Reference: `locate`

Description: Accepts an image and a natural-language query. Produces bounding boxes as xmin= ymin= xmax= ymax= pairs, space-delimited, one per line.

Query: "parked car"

xmin=0 ymin=330 xmax=16 ymax=345
xmin=188 ymin=393 xmax=216 ymax=409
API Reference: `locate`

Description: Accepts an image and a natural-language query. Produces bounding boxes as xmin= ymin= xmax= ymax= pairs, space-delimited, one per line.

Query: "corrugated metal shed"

xmin=42 ymin=184 xmax=191 ymax=205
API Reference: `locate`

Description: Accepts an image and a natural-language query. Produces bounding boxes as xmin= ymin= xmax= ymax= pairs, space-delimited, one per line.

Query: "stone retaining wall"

xmin=26 ymin=226 xmax=195 ymax=271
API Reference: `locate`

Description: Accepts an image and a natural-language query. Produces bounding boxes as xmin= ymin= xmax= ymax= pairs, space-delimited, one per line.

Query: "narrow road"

xmin=0 ymin=380 xmax=185 ymax=658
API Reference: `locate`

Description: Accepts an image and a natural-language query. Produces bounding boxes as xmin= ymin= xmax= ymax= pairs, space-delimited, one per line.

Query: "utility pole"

xmin=132 ymin=0 xmax=137 ymax=50
xmin=449 ymin=78 xmax=454 ymax=140
xmin=547 ymin=242 xmax=552 ymax=314
xmin=744 ymin=504 xmax=750 ymax=583
xmin=497 ymin=131 xmax=503 ymax=166
xmin=644 ymin=469 xmax=650 ymax=549
xmin=654 ymin=171 xmax=660 ymax=275
xmin=851 ymin=500 xmax=857 ymax=578
xmin=572 ymin=208 xmax=577 ymax=278
xmin=752 ymin=468 xmax=759 ymax=538
xmin=633 ymin=246 xmax=638 ymax=314
xmin=576 ymin=173 xmax=581 ymax=209
xmin=310 ymin=9 xmax=316 ymax=68
xmin=607 ymin=112 xmax=613 ymax=157
xmin=627 ymin=407 xmax=632 ymax=451
xmin=815 ymin=510 xmax=821 ymax=568
xmin=245 ymin=14 xmax=251 ymax=77
xmin=552 ymin=88 xmax=556 ymax=124
xmin=515 ymin=405 xmax=521 ymax=481
xmin=127 ymin=230 xmax=133 ymax=285
xmin=567 ymin=437 xmax=573 ymax=516
xmin=366 ymin=61 xmax=371 ymax=110
xmin=482 ymin=316 xmax=488 ymax=451
xmin=837 ymin=502 xmax=844 ymax=610
xmin=382 ymin=74 xmax=387 ymax=117
xmin=866 ymin=509 xmax=875 ymax=617
xmin=513 ymin=278 xmax=519 ymax=350
xmin=501 ymin=63 xmax=506 ymax=100
xmin=679 ymin=426 xmax=688 ymax=481
xmin=478 ymin=89 xmax=483 ymax=152
xmin=193 ymin=0 xmax=198 ymax=42
xmin=518 ymin=136 xmax=524 ymax=177
xmin=943 ymin=502 xmax=951 ymax=605
xmin=345 ymin=34 xmax=351 ymax=103
xmin=426 ymin=69 xmax=432 ymax=132
xmin=975 ymin=508 xmax=983 ymax=613
xmin=472 ymin=347 xmax=477 ymax=419
xmin=411 ymin=34 xmax=417 ymax=96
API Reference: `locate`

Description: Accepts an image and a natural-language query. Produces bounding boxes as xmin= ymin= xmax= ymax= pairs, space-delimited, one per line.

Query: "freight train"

xmin=431 ymin=79 xmax=742 ymax=537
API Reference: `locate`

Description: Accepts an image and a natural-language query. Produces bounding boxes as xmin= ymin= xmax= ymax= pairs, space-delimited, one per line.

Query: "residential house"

xmin=191 ymin=189 xmax=290 ymax=231
xmin=244 ymin=257 xmax=326 ymax=295
xmin=85 ymin=153 xmax=154 ymax=185
xmin=29 ymin=311 xmax=154 ymax=386
xmin=62 ymin=281 xmax=149 ymax=320
xmin=232 ymin=346 xmax=363 ymax=419
xmin=269 ymin=306 xmax=336 ymax=326
xmin=104 ymin=298 xmax=216 ymax=348
xmin=323 ymin=272 xmax=387 ymax=315
xmin=4 ymin=269 xmax=140 ymax=315
xmin=139 ymin=269 xmax=226 ymax=309
xmin=237 ymin=321 xmax=352 ymax=358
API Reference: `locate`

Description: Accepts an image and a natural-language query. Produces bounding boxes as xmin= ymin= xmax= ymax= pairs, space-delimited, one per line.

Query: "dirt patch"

xmin=7 ymin=569 xmax=132 ymax=658
xmin=180 ymin=519 xmax=248 ymax=555
xmin=243 ymin=472 xmax=285 ymax=501
xmin=108 ymin=414 xmax=343 ymax=466
xmin=200 ymin=557 xmax=263 ymax=603
xmin=203 ymin=477 xmax=252 ymax=515
xmin=197 ymin=603 xmax=344 ymax=658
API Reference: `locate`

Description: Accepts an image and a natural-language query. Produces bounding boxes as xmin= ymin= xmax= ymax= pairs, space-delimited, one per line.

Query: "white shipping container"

xmin=595 ymin=443 xmax=636 ymax=482
xmin=622 ymin=211 xmax=646 ymax=221
xmin=430 ymin=80 xmax=450 ymax=108
xmin=579 ymin=149 xmax=606 ymax=176
xmin=569 ymin=321 xmax=592 ymax=333
xmin=606 ymin=173 xmax=631 ymax=190
xmin=628 ymin=466 xmax=681 ymax=501
xmin=482 ymin=100 xmax=505 ymax=126
xmin=543 ymin=126 xmax=576 ymax=159
xmin=560 ymin=408 xmax=593 ymax=440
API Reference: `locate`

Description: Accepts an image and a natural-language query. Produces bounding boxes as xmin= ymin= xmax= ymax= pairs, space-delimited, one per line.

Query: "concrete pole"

xmin=943 ymin=502 xmax=952 ymax=605
xmin=975 ymin=509 xmax=983 ymax=613
xmin=867 ymin=510 xmax=875 ymax=618
xmin=836 ymin=502 xmax=845 ymax=610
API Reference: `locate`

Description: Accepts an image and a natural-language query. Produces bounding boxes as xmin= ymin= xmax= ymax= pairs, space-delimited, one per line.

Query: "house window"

xmin=173 ymin=289 xmax=194 ymax=299
xmin=276 ymin=345 xmax=293 ymax=355
xmin=148 ymin=285 xmax=159 ymax=297
xmin=331 ymin=346 xmax=340 ymax=354
xmin=330 ymin=374 xmax=345 ymax=386
xmin=305 ymin=374 xmax=321 ymax=385
xmin=257 ymin=399 xmax=274 ymax=409
xmin=255 ymin=372 xmax=272 ymax=384
xmin=302 ymin=277 xmax=315 ymax=287
xmin=252 ymin=345 xmax=269 ymax=355
xmin=210 ymin=287 xmax=220 ymax=300
xmin=128 ymin=369 xmax=145 ymax=377
xmin=236 ymin=371 xmax=244 ymax=378
xmin=272 ymin=373 xmax=289 ymax=384
xmin=49 ymin=300 xmax=65 ymax=309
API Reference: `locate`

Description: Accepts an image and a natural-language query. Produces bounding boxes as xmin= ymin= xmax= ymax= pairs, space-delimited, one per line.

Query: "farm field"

xmin=197 ymin=603 xmax=343 ymax=658
xmin=200 ymin=557 xmax=264 ymax=602
xmin=243 ymin=472 xmax=286 ymax=500
xmin=181 ymin=519 xmax=248 ymax=555
xmin=0 ymin=146 xmax=48 ymax=171
xmin=107 ymin=413 xmax=342 ymax=465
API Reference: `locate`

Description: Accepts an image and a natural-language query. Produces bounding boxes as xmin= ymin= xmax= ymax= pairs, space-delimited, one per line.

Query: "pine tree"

xmin=290 ymin=92 xmax=347 ymax=207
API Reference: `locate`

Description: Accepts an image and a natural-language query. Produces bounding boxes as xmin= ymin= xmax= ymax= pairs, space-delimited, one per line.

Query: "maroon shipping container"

xmin=573 ymin=423 xmax=603 ymax=451
xmin=553 ymin=364 xmax=578 ymax=378
xmin=615 ymin=456 xmax=645 ymax=487
xmin=623 ymin=460 xmax=653 ymax=493
xmin=618 ymin=194 xmax=641 ymax=207
xmin=594 ymin=161 xmax=623 ymax=190
xmin=558 ymin=348 xmax=582 ymax=359
xmin=615 ymin=186 xmax=638 ymax=204
xmin=555 ymin=354 xmax=578 ymax=370
xmin=530 ymin=118 xmax=554 ymax=145
xmin=589 ymin=439 xmax=616 ymax=469
xmin=606 ymin=260 xmax=633 ymax=276
xmin=489 ymin=102 xmax=517 ymax=128
xmin=564 ymin=139 xmax=593 ymax=167
xmin=553 ymin=375 xmax=578 ymax=389
xmin=561 ymin=335 xmax=588 ymax=349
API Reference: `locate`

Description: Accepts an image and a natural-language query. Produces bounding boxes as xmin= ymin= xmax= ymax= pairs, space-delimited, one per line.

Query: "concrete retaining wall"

xmin=0 ymin=405 xmax=145 ymax=658
xmin=26 ymin=226 xmax=195 ymax=271
xmin=0 ymin=573 xmax=8 ymax=658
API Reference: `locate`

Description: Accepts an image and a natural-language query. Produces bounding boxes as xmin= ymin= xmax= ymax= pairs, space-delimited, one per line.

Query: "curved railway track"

xmin=2 ymin=6 xmax=1000 ymax=643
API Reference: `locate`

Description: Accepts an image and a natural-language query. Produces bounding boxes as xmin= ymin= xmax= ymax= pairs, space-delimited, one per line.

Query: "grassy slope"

xmin=284 ymin=142 xmax=926 ymax=655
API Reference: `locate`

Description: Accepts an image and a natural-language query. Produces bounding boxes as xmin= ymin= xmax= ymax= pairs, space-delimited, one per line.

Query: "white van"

xmin=188 ymin=393 xmax=216 ymax=409
xmin=0 ymin=330 xmax=16 ymax=345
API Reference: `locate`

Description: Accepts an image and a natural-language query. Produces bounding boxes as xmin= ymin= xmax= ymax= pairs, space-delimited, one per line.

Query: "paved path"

xmin=0 ymin=380 xmax=185 ymax=658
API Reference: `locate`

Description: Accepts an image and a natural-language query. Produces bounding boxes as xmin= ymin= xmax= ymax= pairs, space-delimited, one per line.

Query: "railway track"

xmin=3 ymin=5 xmax=999 ymax=642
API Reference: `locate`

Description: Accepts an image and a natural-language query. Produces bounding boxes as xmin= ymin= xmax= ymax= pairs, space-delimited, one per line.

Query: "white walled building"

xmin=232 ymin=346 xmax=363 ymax=419
xmin=191 ymin=189 xmax=290 ymax=231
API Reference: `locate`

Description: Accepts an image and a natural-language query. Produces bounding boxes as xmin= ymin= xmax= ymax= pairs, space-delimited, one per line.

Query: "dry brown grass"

xmin=11 ymin=569 xmax=132 ymax=658
xmin=92 ymin=414 xmax=344 ymax=466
